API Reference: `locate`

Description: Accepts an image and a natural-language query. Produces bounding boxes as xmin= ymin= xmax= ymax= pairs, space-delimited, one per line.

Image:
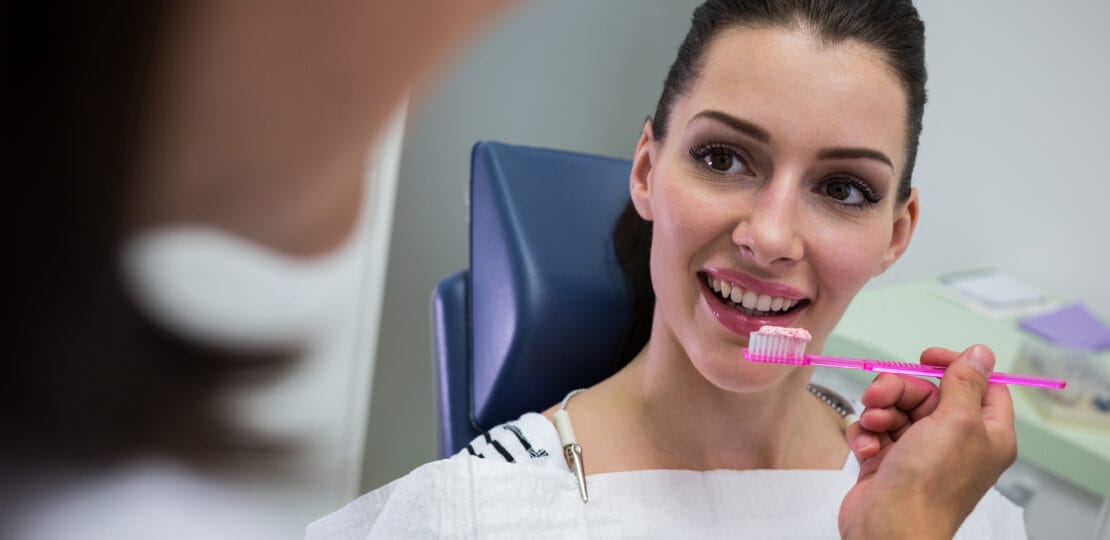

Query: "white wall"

xmin=363 ymin=0 xmax=1110 ymax=506
xmin=875 ymin=1 xmax=1110 ymax=318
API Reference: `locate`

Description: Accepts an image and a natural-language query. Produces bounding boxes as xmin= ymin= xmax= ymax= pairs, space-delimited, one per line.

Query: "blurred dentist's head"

xmin=7 ymin=0 xmax=510 ymax=470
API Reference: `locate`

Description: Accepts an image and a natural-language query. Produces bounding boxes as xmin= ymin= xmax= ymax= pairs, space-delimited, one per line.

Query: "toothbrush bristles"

xmin=745 ymin=332 xmax=808 ymax=365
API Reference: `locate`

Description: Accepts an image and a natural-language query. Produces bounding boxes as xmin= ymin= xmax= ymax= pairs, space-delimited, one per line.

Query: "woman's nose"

xmin=731 ymin=182 xmax=804 ymax=266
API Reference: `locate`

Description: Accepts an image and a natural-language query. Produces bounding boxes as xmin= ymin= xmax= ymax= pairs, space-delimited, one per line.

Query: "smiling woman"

xmin=309 ymin=1 xmax=1025 ymax=538
xmin=618 ymin=26 xmax=918 ymax=400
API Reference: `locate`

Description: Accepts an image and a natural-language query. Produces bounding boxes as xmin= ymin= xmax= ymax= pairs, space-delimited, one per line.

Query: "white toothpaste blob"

xmin=755 ymin=325 xmax=812 ymax=341
xmin=746 ymin=326 xmax=813 ymax=364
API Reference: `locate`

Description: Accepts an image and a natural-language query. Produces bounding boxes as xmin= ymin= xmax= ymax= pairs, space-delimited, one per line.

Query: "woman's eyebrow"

xmin=691 ymin=110 xmax=772 ymax=144
xmin=691 ymin=109 xmax=893 ymax=170
xmin=817 ymin=148 xmax=893 ymax=170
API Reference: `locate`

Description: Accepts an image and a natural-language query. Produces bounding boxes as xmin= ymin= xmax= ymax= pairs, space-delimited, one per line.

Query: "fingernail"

xmin=966 ymin=345 xmax=992 ymax=375
xmin=850 ymin=433 xmax=872 ymax=453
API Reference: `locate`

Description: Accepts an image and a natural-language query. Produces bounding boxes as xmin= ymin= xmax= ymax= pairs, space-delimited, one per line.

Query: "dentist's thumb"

xmin=937 ymin=344 xmax=996 ymax=413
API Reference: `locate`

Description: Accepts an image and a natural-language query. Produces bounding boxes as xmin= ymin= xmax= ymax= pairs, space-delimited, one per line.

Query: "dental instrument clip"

xmin=553 ymin=388 xmax=588 ymax=502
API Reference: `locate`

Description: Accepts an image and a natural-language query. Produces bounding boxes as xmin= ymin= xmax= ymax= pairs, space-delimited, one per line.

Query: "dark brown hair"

xmin=6 ymin=3 xmax=290 ymax=472
xmin=613 ymin=0 xmax=927 ymax=368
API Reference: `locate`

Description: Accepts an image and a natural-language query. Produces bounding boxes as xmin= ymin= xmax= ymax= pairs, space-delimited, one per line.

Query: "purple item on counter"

xmin=1019 ymin=303 xmax=1110 ymax=351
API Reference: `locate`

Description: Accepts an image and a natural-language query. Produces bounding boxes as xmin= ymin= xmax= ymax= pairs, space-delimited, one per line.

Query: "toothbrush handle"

xmin=981 ymin=372 xmax=1066 ymax=389
xmin=806 ymin=355 xmax=1066 ymax=389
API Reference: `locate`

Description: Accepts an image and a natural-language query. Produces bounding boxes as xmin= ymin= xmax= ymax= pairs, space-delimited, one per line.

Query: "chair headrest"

xmin=469 ymin=141 xmax=633 ymax=429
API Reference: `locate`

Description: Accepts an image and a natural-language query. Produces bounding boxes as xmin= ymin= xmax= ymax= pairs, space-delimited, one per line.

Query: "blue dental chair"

xmin=431 ymin=141 xmax=635 ymax=458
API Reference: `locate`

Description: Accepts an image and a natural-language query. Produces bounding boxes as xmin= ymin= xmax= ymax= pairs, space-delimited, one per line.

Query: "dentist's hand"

xmin=838 ymin=345 xmax=1017 ymax=539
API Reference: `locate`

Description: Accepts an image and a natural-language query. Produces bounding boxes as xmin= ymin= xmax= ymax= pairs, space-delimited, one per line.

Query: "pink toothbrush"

xmin=743 ymin=326 xmax=1066 ymax=389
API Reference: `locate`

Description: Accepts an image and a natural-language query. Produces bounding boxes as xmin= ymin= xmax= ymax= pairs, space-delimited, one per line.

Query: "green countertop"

xmin=827 ymin=280 xmax=1110 ymax=499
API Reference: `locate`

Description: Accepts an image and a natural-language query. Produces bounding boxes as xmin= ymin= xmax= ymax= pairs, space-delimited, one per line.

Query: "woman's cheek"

xmin=814 ymin=229 xmax=890 ymax=294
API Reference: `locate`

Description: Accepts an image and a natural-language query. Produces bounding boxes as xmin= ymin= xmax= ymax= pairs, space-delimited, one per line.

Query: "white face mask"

xmin=121 ymin=225 xmax=364 ymax=351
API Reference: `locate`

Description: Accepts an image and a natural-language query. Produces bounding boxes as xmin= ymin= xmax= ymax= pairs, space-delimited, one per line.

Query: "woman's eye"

xmin=699 ymin=149 xmax=747 ymax=174
xmin=820 ymin=177 xmax=876 ymax=206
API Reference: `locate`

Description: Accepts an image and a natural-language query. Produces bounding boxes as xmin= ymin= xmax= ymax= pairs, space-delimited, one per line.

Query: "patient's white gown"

xmin=308 ymin=411 xmax=1026 ymax=539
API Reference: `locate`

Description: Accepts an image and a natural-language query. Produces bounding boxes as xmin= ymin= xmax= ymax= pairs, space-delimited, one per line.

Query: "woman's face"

xmin=630 ymin=27 xmax=918 ymax=392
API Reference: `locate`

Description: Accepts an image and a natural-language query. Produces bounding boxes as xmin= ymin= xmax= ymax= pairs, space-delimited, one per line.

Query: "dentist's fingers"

xmin=935 ymin=345 xmax=1017 ymax=468
xmin=858 ymin=407 xmax=912 ymax=441
xmin=859 ymin=370 xmax=940 ymax=435
xmin=845 ymin=420 xmax=891 ymax=461
xmin=981 ymin=377 xmax=1015 ymax=434
xmin=848 ymin=345 xmax=1001 ymax=464
xmin=935 ymin=345 xmax=992 ymax=415
xmin=848 ymin=427 xmax=895 ymax=480
xmin=861 ymin=372 xmax=940 ymax=418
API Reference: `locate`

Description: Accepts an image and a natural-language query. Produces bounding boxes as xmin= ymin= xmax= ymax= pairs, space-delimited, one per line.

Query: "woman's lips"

xmin=698 ymin=272 xmax=808 ymax=338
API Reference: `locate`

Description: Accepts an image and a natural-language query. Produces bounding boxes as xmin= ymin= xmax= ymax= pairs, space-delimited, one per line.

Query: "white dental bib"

xmin=308 ymin=412 xmax=1026 ymax=539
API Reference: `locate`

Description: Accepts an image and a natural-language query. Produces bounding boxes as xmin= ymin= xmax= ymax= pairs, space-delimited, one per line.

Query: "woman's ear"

xmin=629 ymin=120 xmax=657 ymax=221
xmin=878 ymin=187 xmax=919 ymax=275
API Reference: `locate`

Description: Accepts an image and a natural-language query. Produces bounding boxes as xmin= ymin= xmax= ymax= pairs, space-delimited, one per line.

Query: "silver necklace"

xmin=806 ymin=383 xmax=857 ymax=423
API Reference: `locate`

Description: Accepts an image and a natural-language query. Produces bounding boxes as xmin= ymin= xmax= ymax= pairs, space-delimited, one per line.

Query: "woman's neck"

xmin=633 ymin=337 xmax=845 ymax=469
xmin=551 ymin=325 xmax=849 ymax=475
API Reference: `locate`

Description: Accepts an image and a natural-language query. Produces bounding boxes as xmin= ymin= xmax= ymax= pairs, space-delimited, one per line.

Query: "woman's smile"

xmin=697 ymin=268 xmax=810 ymax=338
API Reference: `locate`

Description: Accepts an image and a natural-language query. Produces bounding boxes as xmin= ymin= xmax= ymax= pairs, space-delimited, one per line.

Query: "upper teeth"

xmin=706 ymin=275 xmax=799 ymax=312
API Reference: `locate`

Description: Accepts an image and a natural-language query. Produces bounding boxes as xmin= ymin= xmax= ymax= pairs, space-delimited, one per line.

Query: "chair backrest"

xmin=431 ymin=141 xmax=634 ymax=457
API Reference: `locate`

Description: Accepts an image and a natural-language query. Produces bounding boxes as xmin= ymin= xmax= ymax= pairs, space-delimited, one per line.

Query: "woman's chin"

xmin=695 ymin=353 xmax=800 ymax=394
